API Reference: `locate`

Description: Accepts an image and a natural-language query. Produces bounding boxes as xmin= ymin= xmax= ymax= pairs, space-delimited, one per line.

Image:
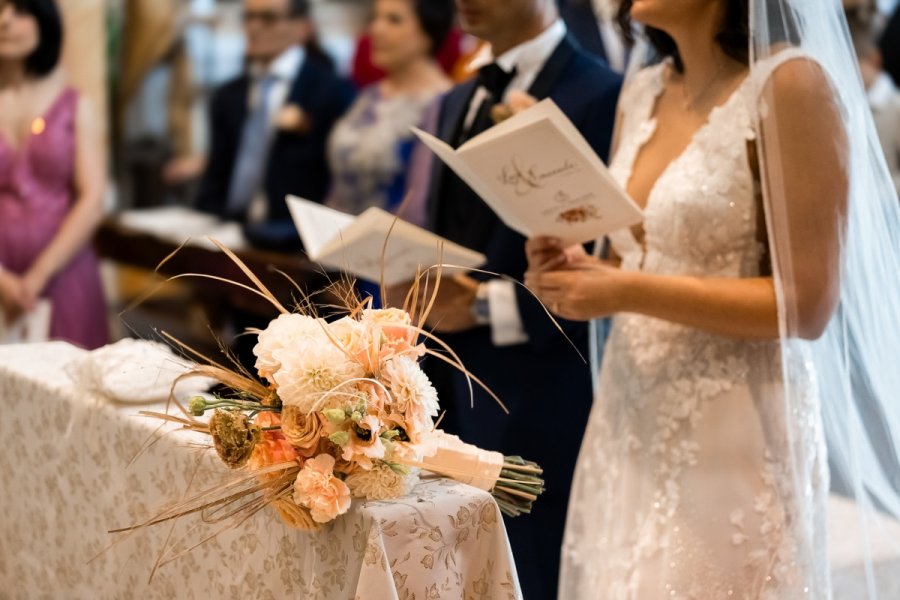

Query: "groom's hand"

xmin=384 ymin=275 xmax=479 ymax=334
xmin=420 ymin=274 xmax=479 ymax=333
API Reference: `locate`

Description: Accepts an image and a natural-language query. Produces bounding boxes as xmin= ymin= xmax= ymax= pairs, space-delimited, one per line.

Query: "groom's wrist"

xmin=470 ymin=283 xmax=490 ymax=326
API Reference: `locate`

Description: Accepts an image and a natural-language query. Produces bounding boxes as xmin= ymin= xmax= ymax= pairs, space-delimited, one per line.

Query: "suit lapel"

xmin=442 ymin=79 xmax=479 ymax=147
xmin=562 ymin=4 xmax=608 ymax=62
xmin=425 ymin=81 xmax=478 ymax=228
xmin=286 ymin=58 xmax=317 ymax=111
xmin=230 ymin=74 xmax=251 ymax=128
xmin=527 ymin=35 xmax=577 ymax=100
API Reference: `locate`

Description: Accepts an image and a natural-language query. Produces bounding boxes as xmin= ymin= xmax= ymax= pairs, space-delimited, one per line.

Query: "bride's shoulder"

xmin=749 ymin=47 xmax=832 ymax=99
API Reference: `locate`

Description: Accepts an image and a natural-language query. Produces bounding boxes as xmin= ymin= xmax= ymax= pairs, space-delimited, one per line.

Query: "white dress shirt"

xmin=248 ymin=44 xmax=306 ymax=128
xmin=245 ymin=46 xmax=306 ymax=221
xmin=590 ymin=0 xmax=628 ymax=73
xmin=464 ymin=20 xmax=568 ymax=347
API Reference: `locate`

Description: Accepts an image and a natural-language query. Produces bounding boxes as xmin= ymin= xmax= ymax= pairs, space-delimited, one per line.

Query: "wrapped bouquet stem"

xmin=400 ymin=431 xmax=544 ymax=517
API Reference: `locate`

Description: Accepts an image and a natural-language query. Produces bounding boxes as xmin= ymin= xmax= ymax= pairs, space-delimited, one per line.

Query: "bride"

xmin=526 ymin=0 xmax=900 ymax=598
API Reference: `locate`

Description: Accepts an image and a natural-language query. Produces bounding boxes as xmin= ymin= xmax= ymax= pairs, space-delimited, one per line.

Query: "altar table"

xmin=0 ymin=342 xmax=521 ymax=600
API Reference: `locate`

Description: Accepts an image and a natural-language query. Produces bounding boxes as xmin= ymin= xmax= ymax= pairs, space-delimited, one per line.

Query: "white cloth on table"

xmin=0 ymin=342 xmax=521 ymax=599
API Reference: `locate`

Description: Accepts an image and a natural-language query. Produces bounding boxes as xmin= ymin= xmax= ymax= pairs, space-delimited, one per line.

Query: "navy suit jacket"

xmin=424 ymin=35 xmax=621 ymax=599
xmin=197 ymin=57 xmax=354 ymax=249
xmin=427 ymin=36 xmax=620 ymax=372
xmin=560 ymin=0 xmax=611 ymax=63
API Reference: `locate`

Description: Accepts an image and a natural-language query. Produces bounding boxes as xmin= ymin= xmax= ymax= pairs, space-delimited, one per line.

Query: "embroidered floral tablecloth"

xmin=0 ymin=342 xmax=521 ymax=600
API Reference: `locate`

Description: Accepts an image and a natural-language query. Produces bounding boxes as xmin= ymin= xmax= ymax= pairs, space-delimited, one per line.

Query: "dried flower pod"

xmin=208 ymin=409 xmax=260 ymax=469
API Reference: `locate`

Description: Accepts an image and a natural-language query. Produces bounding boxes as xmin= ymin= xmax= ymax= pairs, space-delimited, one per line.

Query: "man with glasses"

xmin=197 ymin=0 xmax=353 ymax=250
xmin=196 ymin=0 xmax=353 ymax=368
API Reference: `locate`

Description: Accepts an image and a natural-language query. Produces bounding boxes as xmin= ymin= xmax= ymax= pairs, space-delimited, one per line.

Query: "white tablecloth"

xmin=0 ymin=342 xmax=521 ymax=599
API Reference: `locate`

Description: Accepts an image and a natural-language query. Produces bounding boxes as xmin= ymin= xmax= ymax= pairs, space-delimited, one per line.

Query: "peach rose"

xmin=293 ymin=454 xmax=352 ymax=523
xmin=281 ymin=405 xmax=325 ymax=457
xmin=360 ymin=309 xmax=422 ymax=366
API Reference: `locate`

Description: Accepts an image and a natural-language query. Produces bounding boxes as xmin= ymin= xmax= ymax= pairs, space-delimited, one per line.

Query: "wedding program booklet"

xmin=286 ymin=196 xmax=486 ymax=286
xmin=412 ymin=98 xmax=643 ymax=246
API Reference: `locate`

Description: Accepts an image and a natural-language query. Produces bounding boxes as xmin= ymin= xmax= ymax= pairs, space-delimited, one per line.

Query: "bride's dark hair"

xmin=616 ymin=0 xmax=749 ymax=73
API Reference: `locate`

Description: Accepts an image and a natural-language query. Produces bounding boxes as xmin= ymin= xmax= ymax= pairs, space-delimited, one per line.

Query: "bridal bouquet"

xmin=186 ymin=307 xmax=445 ymax=528
xmin=132 ymin=245 xmax=544 ymax=534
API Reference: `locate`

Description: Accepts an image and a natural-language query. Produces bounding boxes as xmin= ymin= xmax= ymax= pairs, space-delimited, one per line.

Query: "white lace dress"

xmin=560 ymin=51 xmax=831 ymax=599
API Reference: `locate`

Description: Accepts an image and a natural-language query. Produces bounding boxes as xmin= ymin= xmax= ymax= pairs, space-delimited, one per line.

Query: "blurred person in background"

xmin=558 ymin=0 xmax=628 ymax=72
xmin=326 ymin=0 xmax=455 ymax=226
xmin=397 ymin=0 xmax=622 ymax=596
xmin=881 ymin=3 xmax=900 ymax=86
xmin=195 ymin=0 xmax=354 ymax=251
xmin=0 ymin=0 xmax=108 ymax=348
xmin=349 ymin=14 xmax=461 ymax=88
xmin=848 ymin=1 xmax=900 ymax=193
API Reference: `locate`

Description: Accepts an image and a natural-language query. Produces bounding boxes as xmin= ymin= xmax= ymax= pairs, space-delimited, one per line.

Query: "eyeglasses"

xmin=242 ymin=10 xmax=296 ymax=26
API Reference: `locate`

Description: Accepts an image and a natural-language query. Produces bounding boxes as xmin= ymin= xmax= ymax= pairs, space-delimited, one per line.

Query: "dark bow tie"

xmin=476 ymin=62 xmax=517 ymax=102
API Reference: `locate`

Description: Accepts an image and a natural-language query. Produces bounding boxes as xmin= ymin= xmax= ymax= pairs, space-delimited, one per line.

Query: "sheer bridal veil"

xmin=751 ymin=0 xmax=900 ymax=596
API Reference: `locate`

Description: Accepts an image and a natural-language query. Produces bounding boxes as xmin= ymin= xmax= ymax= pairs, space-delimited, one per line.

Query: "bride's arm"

xmin=524 ymin=265 xmax=779 ymax=339
xmin=526 ymin=59 xmax=847 ymax=342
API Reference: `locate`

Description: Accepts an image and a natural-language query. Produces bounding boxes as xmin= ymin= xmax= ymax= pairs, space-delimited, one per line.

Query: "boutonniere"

xmin=490 ymin=91 xmax=539 ymax=124
xmin=276 ymin=103 xmax=312 ymax=134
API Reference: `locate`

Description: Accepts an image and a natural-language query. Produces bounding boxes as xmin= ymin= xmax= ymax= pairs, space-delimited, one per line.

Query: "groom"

xmin=411 ymin=1 xmax=622 ymax=598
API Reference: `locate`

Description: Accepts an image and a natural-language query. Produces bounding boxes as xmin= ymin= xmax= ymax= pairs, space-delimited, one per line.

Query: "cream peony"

xmin=329 ymin=316 xmax=367 ymax=356
xmin=253 ymin=314 xmax=329 ymax=382
xmin=345 ymin=462 xmax=417 ymax=500
xmin=293 ymin=454 xmax=352 ymax=523
xmin=360 ymin=308 xmax=411 ymax=331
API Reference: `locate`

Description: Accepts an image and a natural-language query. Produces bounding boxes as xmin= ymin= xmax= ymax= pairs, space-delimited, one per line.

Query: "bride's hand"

xmin=525 ymin=237 xmax=596 ymax=272
xmin=524 ymin=260 xmax=627 ymax=321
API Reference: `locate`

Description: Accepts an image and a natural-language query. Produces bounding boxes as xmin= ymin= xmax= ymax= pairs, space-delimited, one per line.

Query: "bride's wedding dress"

xmin=559 ymin=49 xmax=830 ymax=600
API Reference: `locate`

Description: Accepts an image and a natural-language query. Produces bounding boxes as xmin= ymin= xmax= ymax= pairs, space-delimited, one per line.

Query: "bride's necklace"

xmin=680 ymin=61 xmax=728 ymax=112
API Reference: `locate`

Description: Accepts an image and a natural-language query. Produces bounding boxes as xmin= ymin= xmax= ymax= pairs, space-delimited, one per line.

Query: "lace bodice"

xmin=608 ymin=61 xmax=763 ymax=279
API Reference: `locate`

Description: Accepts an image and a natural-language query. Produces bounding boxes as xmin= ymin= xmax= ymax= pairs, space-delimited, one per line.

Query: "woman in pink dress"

xmin=0 ymin=0 xmax=107 ymax=349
